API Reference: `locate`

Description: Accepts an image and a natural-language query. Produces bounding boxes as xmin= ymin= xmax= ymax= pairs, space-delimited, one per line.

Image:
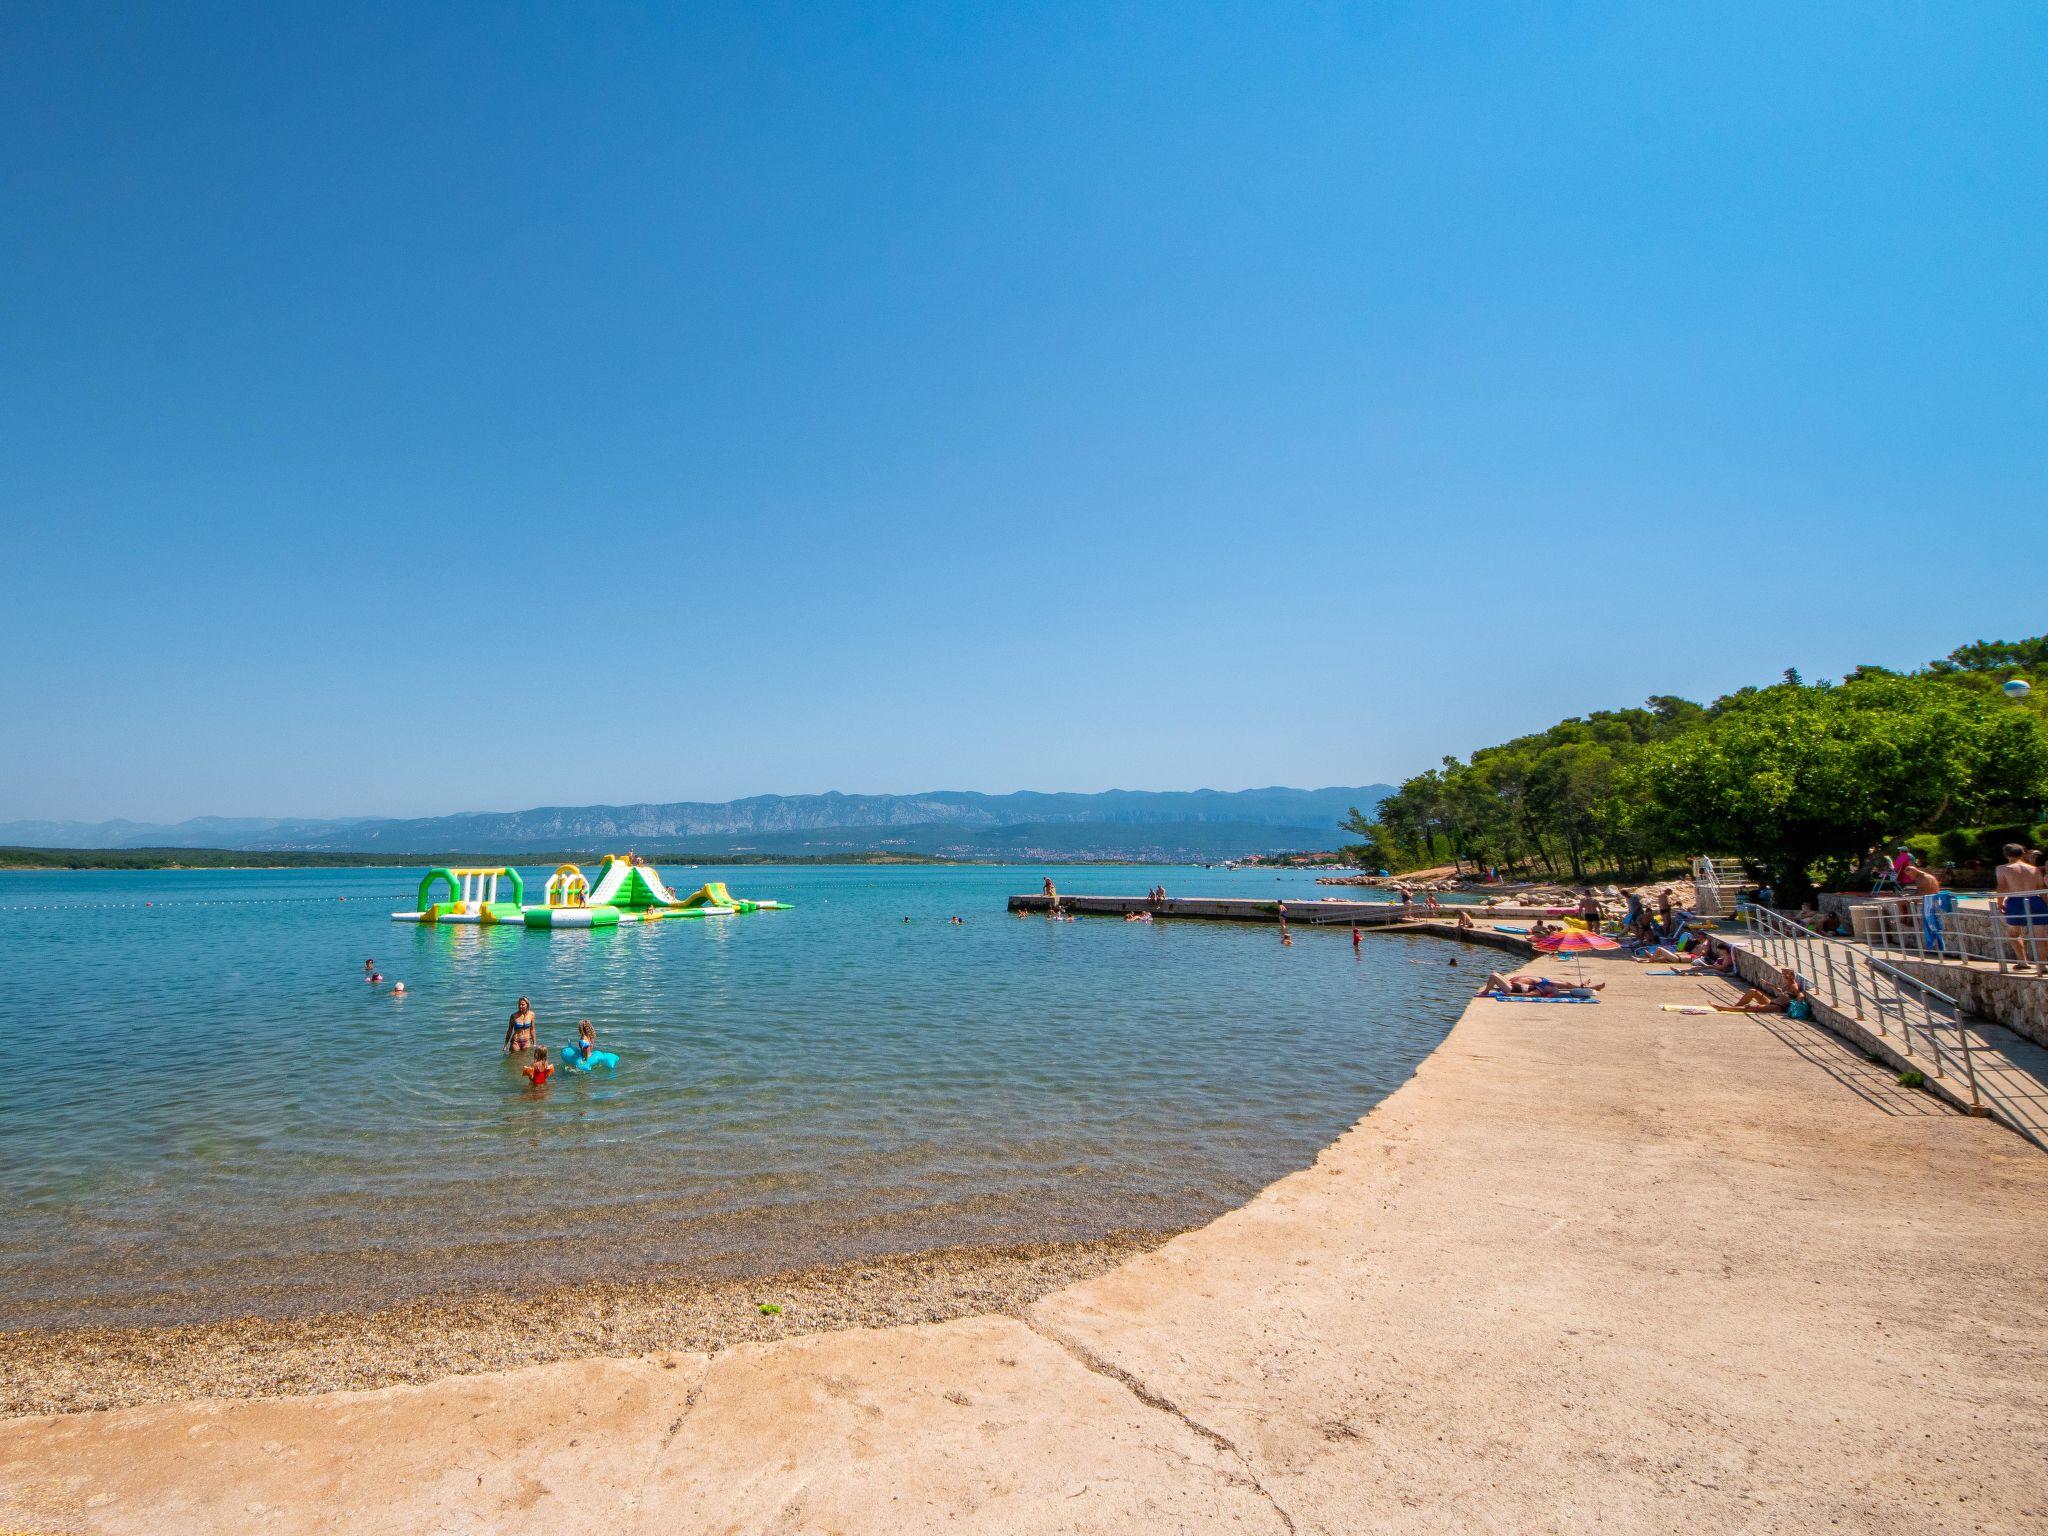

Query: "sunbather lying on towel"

xmin=1481 ymin=972 xmax=1605 ymax=999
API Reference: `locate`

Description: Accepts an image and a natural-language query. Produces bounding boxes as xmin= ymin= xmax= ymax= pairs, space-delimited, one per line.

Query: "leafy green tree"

xmin=1353 ymin=635 xmax=2048 ymax=895
xmin=1628 ymin=673 xmax=2048 ymax=901
xmin=1931 ymin=637 xmax=2048 ymax=675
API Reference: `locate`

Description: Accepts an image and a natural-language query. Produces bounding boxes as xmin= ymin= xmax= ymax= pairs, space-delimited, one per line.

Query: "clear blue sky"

xmin=3 ymin=2 xmax=2042 ymax=823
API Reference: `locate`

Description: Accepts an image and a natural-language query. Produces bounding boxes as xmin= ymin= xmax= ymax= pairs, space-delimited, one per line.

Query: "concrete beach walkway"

xmin=6 ymin=963 xmax=2047 ymax=1534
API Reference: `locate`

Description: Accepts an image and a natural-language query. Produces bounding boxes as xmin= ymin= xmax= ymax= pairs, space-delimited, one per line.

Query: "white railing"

xmin=1691 ymin=856 xmax=1737 ymax=917
xmin=1857 ymin=892 xmax=2048 ymax=974
xmin=1738 ymin=902 xmax=1981 ymax=1110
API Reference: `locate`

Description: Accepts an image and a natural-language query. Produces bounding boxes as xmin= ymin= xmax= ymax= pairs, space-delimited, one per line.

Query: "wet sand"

xmin=0 ymin=1231 xmax=1172 ymax=1418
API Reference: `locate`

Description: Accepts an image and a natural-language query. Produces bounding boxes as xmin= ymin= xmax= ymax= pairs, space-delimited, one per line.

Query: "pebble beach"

xmin=1 ymin=1230 xmax=1172 ymax=1418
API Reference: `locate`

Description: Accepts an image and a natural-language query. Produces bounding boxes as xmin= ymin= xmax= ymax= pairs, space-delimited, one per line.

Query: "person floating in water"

xmin=523 ymin=1046 xmax=554 ymax=1089
xmin=504 ymin=997 xmax=537 ymax=1055
xmin=363 ymin=959 xmax=376 ymax=982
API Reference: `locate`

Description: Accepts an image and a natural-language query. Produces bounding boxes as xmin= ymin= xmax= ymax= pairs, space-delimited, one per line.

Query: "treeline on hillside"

xmin=0 ymin=847 xmax=403 ymax=870
xmin=1343 ymin=636 xmax=2048 ymax=902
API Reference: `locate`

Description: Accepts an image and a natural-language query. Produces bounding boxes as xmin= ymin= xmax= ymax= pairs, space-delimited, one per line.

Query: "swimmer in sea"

xmin=523 ymin=1046 xmax=554 ymax=1089
xmin=363 ymin=959 xmax=376 ymax=981
xmin=505 ymin=997 xmax=537 ymax=1055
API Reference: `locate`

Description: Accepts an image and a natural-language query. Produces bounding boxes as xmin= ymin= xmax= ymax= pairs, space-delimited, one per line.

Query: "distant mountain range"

xmin=0 ymin=787 xmax=1391 ymax=861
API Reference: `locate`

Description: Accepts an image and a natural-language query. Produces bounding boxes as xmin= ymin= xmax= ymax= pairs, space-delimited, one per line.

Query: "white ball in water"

xmin=2005 ymin=677 xmax=2032 ymax=698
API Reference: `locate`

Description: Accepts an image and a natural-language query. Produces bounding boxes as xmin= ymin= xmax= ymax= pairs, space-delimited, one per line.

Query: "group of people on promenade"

xmin=1850 ymin=842 xmax=2048 ymax=971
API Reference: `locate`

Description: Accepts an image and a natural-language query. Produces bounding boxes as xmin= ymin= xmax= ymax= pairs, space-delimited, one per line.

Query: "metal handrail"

xmin=1857 ymin=891 xmax=2048 ymax=975
xmin=1865 ymin=953 xmax=1980 ymax=1104
xmin=1691 ymin=855 xmax=1739 ymax=916
xmin=1736 ymin=902 xmax=1982 ymax=1109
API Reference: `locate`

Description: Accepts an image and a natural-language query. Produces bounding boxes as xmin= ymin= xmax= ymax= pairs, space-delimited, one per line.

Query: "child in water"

xmin=524 ymin=1046 xmax=554 ymax=1089
xmin=572 ymin=1019 xmax=597 ymax=1064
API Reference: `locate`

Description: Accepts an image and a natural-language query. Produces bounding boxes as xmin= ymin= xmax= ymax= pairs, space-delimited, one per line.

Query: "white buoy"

xmin=2004 ymin=677 xmax=2032 ymax=698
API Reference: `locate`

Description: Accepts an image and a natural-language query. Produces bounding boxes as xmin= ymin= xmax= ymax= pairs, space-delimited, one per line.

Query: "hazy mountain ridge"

xmin=0 ymin=787 xmax=1389 ymax=857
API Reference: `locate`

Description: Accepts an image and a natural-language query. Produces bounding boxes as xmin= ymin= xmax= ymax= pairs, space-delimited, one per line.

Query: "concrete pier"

xmin=1006 ymin=893 xmax=1578 ymax=924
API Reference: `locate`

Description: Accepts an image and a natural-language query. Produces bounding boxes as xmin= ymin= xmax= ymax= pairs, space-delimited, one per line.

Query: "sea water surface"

xmin=1 ymin=864 xmax=1475 ymax=1329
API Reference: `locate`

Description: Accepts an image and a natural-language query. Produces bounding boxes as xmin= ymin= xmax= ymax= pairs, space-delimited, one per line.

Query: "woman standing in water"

xmin=504 ymin=997 xmax=537 ymax=1055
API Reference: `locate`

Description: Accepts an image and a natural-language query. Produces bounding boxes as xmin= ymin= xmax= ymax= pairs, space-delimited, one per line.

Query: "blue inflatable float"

xmin=561 ymin=1042 xmax=620 ymax=1072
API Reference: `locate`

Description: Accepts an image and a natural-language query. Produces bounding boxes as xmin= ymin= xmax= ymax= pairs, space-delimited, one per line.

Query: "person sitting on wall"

xmin=1726 ymin=967 xmax=1809 ymax=1015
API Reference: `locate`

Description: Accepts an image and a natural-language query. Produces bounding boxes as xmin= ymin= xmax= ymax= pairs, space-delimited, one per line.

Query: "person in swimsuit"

xmin=1480 ymin=972 xmax=1600 ymax=999
xmin=364 ymin=959 xmax=376 ymax=982
xmin=505 ymin=997 xmax=537 ymax=1055
xmin=1728 ymin=967 xmax=1804 ymax=1013
xmin=523 ymin=1046 xmax=554 ymax=1089
xmin=1997 ymin=842 xmax=2048 ymax=972
xmin=555 ymin=1018 xmax=597 ymax=1067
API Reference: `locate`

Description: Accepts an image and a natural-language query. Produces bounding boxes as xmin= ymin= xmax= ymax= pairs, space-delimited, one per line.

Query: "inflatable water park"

xmin=392 ymin=854 xmax=789 ymax=929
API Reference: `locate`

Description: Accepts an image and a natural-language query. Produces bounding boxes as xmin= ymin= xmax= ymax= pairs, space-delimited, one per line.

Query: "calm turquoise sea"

xmin=0 ymin=864 xmax=1471 ymax=1328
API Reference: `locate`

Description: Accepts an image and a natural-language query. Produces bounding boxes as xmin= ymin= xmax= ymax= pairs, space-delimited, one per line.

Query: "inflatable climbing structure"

xmin=391 ymin=854 xmax=789 ymax=929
